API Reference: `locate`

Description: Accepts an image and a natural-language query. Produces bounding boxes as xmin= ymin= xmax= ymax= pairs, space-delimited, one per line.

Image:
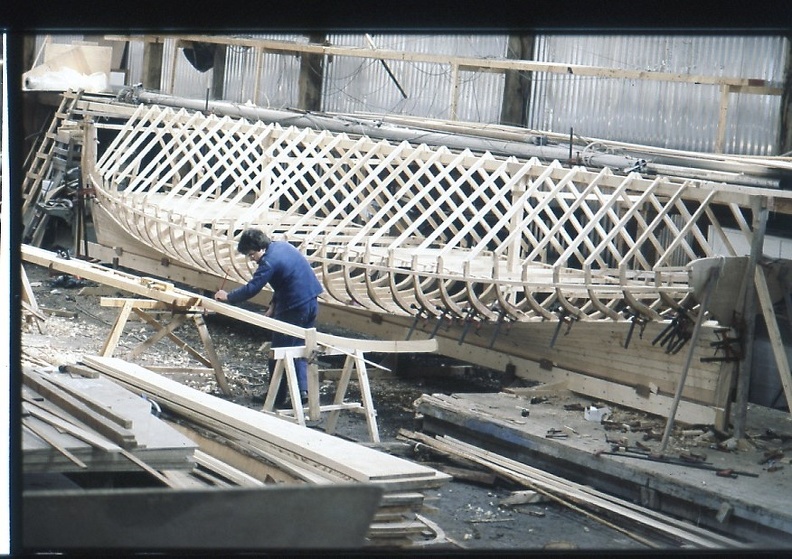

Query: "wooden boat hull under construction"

xmin=46 ymin=93 xmax=792 ymax=428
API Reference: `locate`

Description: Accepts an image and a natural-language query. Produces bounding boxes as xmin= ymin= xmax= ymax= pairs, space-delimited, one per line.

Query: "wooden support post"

xmin=21 ymin=265 xmax=46 ymax=332
xmin=715 ymin=85 xmax=731 ymax=154
xmin=298 ymin=33 xmax=325 ymax=112
xmin=284 ymin=357 xmax=306 ymax=425
xmin=265 ymin=344 xmax=380 ymax=441
xmin=100 ymin=298 xmax=230 ymax=395
xmin=450 ymin=63 xmax=460 ymax=121
xmin=126 ymin=312 xmax=191 ymax=358
xmin=263 ymin=360 xmax=285 ymax=413
xmin=210 ymin=44 xmax=227 ymax=101
xmin=733 ymin=198 xmax=768 ymax=439
xmin=262 ymin=355 xmax=306 ymax=425
xmin=354 ymin=350 xmax=380 ymax=443
xmin=500 ymin=34 xmax=534 ymax=127
xmin=325 ymin=354 xmax=355 ymax=436
xmin=193 ymin=313 xmax=231 ymax=395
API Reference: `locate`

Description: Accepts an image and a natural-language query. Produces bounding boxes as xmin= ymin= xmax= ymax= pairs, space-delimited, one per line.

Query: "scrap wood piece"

xmin=432 ymin=463 xmax=497 ymax=486
xmin=411 ymin=513 xmax=448 ymax=547
xmin=439 ymin=433 xmax=750 ymax=550
xmin=21 ymin=265 xmax=47 ymax=332
xmin=22 ymin=369 xmax=138 ymax=449
xmin=117 ymin=447 xmax=178 ymax=487
xmin=499 ymin=489 xmax=549 ymax=507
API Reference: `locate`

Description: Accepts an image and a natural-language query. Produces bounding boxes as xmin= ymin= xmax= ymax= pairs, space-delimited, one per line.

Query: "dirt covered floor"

xmin=17 ymin=261 xmax=721 ymax=551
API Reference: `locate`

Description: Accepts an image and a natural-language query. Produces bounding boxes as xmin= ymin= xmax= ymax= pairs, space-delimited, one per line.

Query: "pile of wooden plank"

xmin=80 ymin=355 xmax=451 ymax=547
xmin=22 ymin=366 xmax=197 ymax=478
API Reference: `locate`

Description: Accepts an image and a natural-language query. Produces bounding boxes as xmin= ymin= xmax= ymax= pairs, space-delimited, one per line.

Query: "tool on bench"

xmin=546 ymin=428 xmax=568 ymax=439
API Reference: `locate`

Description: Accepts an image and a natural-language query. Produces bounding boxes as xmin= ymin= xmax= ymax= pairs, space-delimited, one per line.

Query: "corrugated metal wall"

xmin=31 ymin=34 xmax=789 ymax=156
xmin=321 ymin=34 xmax=507 ymax=122
xmin=529 ymin=35 xmax=787 ymax=155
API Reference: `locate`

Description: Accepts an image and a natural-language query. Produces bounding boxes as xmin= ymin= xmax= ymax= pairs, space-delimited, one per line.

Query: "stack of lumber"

xmin=397 ymin=429 xmax=749 ymax=550
xmin=80 ymin=355 xmax=451 ymax=547
xmin=22 ymin=366 xmax=197 ymax=476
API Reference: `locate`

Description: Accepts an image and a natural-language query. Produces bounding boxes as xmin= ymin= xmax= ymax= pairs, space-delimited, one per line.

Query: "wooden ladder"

xmin=22 ymin=89 xmax=84 ymax=231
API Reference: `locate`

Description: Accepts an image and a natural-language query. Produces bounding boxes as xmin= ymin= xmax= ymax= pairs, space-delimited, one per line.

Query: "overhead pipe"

xmin=131 ymin=89 xmax=780 ymax=186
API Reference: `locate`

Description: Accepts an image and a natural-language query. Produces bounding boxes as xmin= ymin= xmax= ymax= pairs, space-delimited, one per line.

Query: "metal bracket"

xmin=623 ymin=309 xmax=649 ymax=349
xmin=651 ymin=308 xmax=692 ymax=354
xmin=550 ymin=307 xmax=578 ymax=348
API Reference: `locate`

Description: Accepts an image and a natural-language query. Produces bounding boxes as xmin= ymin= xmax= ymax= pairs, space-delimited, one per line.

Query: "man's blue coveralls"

xmin=225 ymin=241 xmax=324 ymax=402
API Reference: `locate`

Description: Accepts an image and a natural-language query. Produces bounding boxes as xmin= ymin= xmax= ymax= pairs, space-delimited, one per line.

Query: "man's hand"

xmin=214 ymin=289 xmax=229 ymax=301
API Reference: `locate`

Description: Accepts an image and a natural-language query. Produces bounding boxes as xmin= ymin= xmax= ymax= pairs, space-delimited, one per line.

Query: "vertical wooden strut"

xmin=659 ymin=263 xmax=721 ymax=455
xmin=732 ymin=198 xmax=768 ymax=439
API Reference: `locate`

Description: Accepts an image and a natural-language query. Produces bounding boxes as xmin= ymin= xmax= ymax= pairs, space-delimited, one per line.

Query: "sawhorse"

xmin=99 ymin=297 xmax=231 ymax=395
xmin=262 ymin=329 xmax=381 ymax=442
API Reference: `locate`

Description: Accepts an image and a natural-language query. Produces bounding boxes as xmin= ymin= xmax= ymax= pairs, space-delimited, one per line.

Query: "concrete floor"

xmin=414 ymin=390 xmax=792 ymax=549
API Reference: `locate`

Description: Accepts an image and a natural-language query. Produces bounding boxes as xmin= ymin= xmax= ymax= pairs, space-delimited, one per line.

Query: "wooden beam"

xmin=104 ymin=34 xmax=783 ymax=92
xmin=142 ymin=39 xmax=164 ymax=91
xmin=500 ymin=34 xmax=534 ymax=127
xmin=733 ymin=198 xmax=769 ymax=439
xmin=22 ymin=243 xmax=438 ymax=356
xmin=298 ymin=33 xmax=325 ymax=112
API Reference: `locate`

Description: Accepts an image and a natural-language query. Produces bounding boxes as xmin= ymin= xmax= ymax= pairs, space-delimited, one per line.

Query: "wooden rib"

xmin=78 ymin=98 xmax=792 ymax=327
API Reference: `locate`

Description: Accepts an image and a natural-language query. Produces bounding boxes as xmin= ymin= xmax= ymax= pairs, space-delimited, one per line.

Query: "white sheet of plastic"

xmin=23 ymin=67 xmax=108 ymax=93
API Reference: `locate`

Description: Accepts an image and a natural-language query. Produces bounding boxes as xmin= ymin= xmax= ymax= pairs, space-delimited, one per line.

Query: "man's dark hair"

xmin=237 ymin=228 xmax=271 ymax=254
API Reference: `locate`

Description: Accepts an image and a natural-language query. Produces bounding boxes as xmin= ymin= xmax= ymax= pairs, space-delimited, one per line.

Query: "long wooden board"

xmin=82 ymin=354 xmax=445 ymax=484
xmin=21 ymin=244 xmax=438 ymax=357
